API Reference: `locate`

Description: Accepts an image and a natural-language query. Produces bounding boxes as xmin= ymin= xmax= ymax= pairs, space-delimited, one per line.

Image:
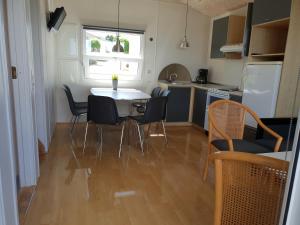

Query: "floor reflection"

xmin=25 ymin=124 xmax=214 ymax=225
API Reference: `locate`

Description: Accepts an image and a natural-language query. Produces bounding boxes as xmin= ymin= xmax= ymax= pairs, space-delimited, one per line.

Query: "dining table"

xmin=90 ymin=88 xmax=151 ymax=117
xmin=90 ymin=88 xmax=151 ymax=101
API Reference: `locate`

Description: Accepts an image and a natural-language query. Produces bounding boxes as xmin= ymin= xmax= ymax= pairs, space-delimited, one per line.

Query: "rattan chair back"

xmin=210 ymin=152 xmax=289 ymax=225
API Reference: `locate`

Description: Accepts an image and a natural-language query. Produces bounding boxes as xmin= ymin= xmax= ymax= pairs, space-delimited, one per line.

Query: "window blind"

xmin=82 ymin=25 xmax=145 ymax=34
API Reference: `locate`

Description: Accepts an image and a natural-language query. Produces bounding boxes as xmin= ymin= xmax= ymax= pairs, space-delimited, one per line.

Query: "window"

xmin=82 ymin=27 xmax=144 ymax=80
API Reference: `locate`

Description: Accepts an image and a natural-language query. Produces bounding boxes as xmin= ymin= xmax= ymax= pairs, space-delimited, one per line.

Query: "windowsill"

xmin=84 ymin=75 xmax=142 ymax=82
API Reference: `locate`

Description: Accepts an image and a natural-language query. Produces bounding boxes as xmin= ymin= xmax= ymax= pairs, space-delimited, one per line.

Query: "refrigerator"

xmin=242 ymin=62 xmax=282 ymax=127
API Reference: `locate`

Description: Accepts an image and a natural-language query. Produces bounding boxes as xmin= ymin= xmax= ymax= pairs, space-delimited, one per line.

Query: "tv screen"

xmin=47 ymin=7 xmax=66 ymax=31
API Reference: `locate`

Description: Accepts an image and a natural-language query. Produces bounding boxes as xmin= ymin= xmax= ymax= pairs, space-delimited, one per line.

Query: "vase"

xmin=112 ymin=80 xmax=118 ymax=91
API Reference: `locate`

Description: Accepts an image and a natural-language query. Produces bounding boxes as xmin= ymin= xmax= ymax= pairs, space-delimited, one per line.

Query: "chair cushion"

xmin=211 ymin=139 xmax=272 ymax=154
xmin=255 ymin=139 xmax=289 ymax=152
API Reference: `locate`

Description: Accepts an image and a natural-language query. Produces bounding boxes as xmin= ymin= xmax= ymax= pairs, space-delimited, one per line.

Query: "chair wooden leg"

xmin=203 ymin=143 xmax=212 ymax=181
xmin=82 ymin=122 xmax=89 ymax=154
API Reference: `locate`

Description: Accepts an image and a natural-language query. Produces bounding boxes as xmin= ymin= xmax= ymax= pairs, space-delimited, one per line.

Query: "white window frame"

xmin=82 ymin=28 xmax=145 ymax=81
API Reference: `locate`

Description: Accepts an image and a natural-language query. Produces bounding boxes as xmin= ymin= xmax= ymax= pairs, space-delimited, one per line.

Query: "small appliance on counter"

xmin=194 ymin=69 xmax=208 ymax=84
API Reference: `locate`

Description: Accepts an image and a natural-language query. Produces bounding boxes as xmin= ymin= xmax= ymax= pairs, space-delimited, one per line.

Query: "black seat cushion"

xmin=255 ymin=139 xmax=289 ymax=152
xmin=211 ymin=139 xmax=272 ymax=154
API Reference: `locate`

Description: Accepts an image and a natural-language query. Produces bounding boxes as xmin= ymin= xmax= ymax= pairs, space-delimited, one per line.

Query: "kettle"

xmin=196 ymin=69 xmax=208 ymax=84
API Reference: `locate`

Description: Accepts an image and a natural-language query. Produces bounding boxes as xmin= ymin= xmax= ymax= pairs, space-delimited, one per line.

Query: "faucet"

xmin=168 ymin=73 xmax=178 ymax=83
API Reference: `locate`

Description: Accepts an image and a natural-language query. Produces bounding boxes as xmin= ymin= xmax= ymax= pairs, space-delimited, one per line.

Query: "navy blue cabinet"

xmin=252 ymin=0 xmax=291 ymax=25
xmin=193 ymin=88 xmax=207 ymax=127
xmin=210 ymin=17 xmax=229 ymax=58
xmin=166 ymin=87 xmax=191 ymax=122
xmin=229 ymin=94 xmax=242 ymax=103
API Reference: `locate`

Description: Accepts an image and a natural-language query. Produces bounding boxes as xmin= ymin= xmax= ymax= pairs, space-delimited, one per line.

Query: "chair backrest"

xmin=142 ymin=96 xmax=168 ymax=123
xmin=63 ymin=87 xmax=77 ymax=115
xmin=160 ymin=89 xmax=171 ymax=97
xmin=63 ymin=84 xmax=71 ymax=94
xmin=87 ymin=95 xmax=120 ymax=125
xmin=210 ymin=151 xmax=289 ymax=225
xmin=151 ymin=87 xmax=162 ymax=97
xmin=208 ymin=99 xmax=258 ymax=141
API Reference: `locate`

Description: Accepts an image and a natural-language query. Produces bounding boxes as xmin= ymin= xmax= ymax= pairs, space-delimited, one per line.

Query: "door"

xmin=252 ymin=0 xmax=292 ymax=25
xmin=193 ymin=88 xmax=207 ymax=127
xmin=0 ymin=0 xmax=19 ymax=224
xmin=6 ymin=0 xmax=39 ymax=186
xmin=242 ymin=63 xmax=282 ymax=127
xmin=166 ymin=87 xmax=191 ymax=122
xmin=210 ymin=17 xmax=228 ymax=58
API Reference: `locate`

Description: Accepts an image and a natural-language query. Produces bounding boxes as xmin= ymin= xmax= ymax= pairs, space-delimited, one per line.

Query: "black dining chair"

xmin=82 ymin=95 xmax=127 ymax=158
xmin=160 ymin=89 xmax=171 ymax=97
xmin=63 ymin=85 xmax=88 ymax=134
xmin=64 ymin=84 xmax=88 ymax=109
xmin=130 ymin=96 xmax=168 ymax=152
xmin=132 ymin=87 xmax=162 ymax=113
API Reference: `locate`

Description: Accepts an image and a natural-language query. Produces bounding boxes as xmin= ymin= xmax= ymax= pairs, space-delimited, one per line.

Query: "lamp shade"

xmin=179 ymin=36 xmax=190 ymax=49
xmin=112 ymin=37 xmax=124 ymax=52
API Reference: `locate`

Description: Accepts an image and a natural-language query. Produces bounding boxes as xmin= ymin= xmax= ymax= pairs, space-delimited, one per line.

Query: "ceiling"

xmin=158 ymin=0 xmax=253 ymax=16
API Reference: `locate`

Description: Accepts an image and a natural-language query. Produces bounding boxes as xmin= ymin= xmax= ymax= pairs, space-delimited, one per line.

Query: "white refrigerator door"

xmin=242 ymin=63 xmax=282 ymax=127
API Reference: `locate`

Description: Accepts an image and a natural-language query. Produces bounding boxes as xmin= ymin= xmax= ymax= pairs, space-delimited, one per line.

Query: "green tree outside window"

xmin=91 ymin=39 xmax=101 ymax=52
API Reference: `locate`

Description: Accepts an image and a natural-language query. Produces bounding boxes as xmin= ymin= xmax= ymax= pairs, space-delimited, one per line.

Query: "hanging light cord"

xmin=117 ymin=0 xmax=120 ymax=37
xmin=184 ymin=0 xmax=189 ymax=38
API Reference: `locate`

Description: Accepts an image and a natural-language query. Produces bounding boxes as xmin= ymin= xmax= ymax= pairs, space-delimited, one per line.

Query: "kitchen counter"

xmin=158 ymin=80 xmax=243 ymax=96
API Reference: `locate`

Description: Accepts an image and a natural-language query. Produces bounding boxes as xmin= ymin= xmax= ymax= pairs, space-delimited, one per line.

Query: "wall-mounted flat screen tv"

xmin=47 ymin=7 xmax=66 ymax=31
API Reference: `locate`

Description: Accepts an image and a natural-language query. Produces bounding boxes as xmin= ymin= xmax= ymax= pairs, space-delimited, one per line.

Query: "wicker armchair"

xmin=210 ymin=152 xmax=289 ymax=225
xmin=203 ymin=100 xmax=283 ymax=180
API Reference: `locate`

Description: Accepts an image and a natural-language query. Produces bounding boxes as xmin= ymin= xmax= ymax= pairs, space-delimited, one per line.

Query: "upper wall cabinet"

xmin=210 ymin=15 xmax=245 ymax=59
xmin=252 ymin=0 xmax=292 ymax=25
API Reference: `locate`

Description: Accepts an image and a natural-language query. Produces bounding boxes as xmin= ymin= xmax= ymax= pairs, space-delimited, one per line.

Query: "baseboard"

xmin=18 ymin=186 xmax=36 ymax=225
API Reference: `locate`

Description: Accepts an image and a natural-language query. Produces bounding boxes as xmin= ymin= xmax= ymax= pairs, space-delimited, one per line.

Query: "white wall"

xmin=207 ymin=6 xmax=247 ymax=87
xmin=39 ymin=0 xmax=57 ymax=144
xmin=54 ymin=0 xmax=210 ymax=122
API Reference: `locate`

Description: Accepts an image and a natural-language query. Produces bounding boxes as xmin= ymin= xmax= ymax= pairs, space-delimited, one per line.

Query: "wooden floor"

xmin=24 ymin=124 xmax=215 ymax=225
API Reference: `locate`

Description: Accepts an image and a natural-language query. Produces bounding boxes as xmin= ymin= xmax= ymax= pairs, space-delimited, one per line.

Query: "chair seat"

xmin=211 ymin=139 xmax=272 ymax=154
xmin=255 ymin=138 xmax=289 ymax=152
xmin=75 ymin=107 xmax=88 ymax=116
xmin=75 ymin=102 xmax=88 ymax=109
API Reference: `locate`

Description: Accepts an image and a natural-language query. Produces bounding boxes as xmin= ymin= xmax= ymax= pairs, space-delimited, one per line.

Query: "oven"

xmin=204 ymin=88 xmax=230 ymax=130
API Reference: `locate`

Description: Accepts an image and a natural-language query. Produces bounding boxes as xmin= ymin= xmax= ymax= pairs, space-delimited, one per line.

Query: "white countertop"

xmin=158 ymin=80 xmax=243 ymax=96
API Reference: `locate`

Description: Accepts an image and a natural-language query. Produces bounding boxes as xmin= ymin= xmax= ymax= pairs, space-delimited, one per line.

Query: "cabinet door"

xmin=193 ymin=88 xmax=207 ymax=127
xmin=210 ymin=17 xmax=229 ymax=58
xmin=166 ymin=87 xmax=191 ymax=122
xmin=229 ymin=94 xmax=242 ymax=103
xmin=252 ymin=0 xmax=291 ymax=25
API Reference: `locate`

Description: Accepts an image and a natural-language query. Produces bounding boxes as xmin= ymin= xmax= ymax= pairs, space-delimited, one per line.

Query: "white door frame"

xmin=0 ymin=0 xmax=19 ymax=224
xmin=6 ymin=0 xmax=39 ymax=187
